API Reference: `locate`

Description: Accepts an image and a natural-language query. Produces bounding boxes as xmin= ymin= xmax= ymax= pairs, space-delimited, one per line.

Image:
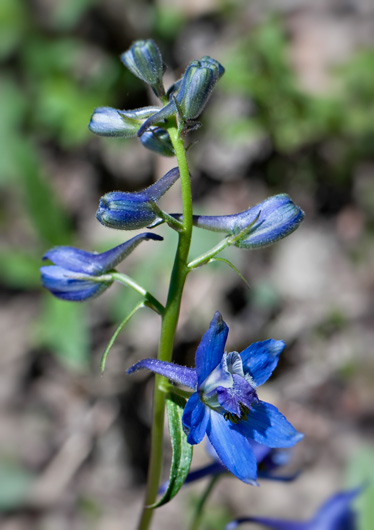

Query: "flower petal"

xmin=196 ymin=312 xmax=229 ymax=387
xmin=216 ymin=374 xmax=257 ymax=415
xmin=182 ymin=393 xmax=210 ymax=444
xmin=312 ymin=487 xmax=362 ymax=528
xmin=238 ymin=401 xmax=303 ymax=448
xmin=43 ymin=233 xmax=163 ymax=275
xmin=240 ymin=339 xmax=285 ymax=387
xmin=127 ymin=358 xmax=197 ymax=389
xmin=206 ymin=412 xmax=258 ymax=484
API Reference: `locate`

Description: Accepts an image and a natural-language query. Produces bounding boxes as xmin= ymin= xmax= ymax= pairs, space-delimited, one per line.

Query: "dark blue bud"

xmin=139 ymin=127 xmax=175 ymax=157
xmin=41 ymin=233 xmax=163 ymax=301
xmin=89 ymin=106 xmax=161 ymax=137
xmin=120 ymin=40 xmax=165 ymax=97
xmin=174 ymin=56 xmax=225 ymax=120
xmin=174 ymin=195 xmax=304 ymax=249
xmin=96 ymin=167 xmax=180 ymax=230
xmin=137 ymin=56 xmax=225 ymax=136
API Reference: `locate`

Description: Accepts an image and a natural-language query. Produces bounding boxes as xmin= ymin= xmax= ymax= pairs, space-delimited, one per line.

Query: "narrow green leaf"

xmin=149 ymin=393 xmax=192 ymax=509
xmin=100 ymin=300 xmax=145 ymax=373
xmin=211 ymin=257 xmax=250 ymax=288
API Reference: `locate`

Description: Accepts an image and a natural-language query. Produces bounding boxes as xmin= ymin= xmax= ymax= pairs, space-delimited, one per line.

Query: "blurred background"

xmin=1 ymin=0 xmax=374 ymax=529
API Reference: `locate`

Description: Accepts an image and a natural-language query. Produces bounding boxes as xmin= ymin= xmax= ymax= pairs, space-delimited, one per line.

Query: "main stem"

xmin=137 ymin=123 xmax=193 ymax=530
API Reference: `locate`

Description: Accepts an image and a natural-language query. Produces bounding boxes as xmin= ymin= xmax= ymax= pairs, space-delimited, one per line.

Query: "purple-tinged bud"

xmin=89 ymin=106 xmax=161 ymax=137
xmin=40 ymin=233 xmax=163 ymax=301
xmin=120 ymin=40 xmax=165 ymax=97
xmin=137 ymin=56 xmax=225 ymax=136
xmin=174 ymin=195 xmax=304 ymax=249
xmin=96 ymin=167 xmax=180 ymax=230
xmin=139 ymin=127 xmax=175 ymax=157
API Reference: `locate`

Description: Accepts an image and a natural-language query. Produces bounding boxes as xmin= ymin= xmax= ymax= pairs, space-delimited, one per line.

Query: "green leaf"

xmin=33 ymin=295 xmax=89 ymax=371
xmin=100 ymin=301 xmax=145 ymax=373
xmin=211 ymin=257 xmax=250 ymax=288
xmin=150 ymin=393 xmax=192 ymax=509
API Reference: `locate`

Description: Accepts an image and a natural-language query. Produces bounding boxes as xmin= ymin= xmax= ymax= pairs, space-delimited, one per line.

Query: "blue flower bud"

xmin=96 ymin=167 xmax=180 ymax=230
xmin=40 ymin=233 xmax=163 ymax=301
xmin=174 ymin=195 xmax=304 ymax=249
xmin=137 ymin=56 xmax=225 ymax=136
xmin=174 ymin=56 xmax=225 ymax=120
xmin=139 ymin=127 xmax=175 ymax=157
xmin=89 ymin=106 xmax=161 ymax=137
xmin=120 ymin=40 xmax=165 ymax=97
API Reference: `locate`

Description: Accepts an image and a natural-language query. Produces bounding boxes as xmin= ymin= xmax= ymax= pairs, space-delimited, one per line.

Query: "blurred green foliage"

xmin=346 ymin=447 xmax=374 ymax=530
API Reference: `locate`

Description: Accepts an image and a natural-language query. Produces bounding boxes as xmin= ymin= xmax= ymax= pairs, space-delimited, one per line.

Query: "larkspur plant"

xmin=40 ymin=39 xmax=360 ymax=530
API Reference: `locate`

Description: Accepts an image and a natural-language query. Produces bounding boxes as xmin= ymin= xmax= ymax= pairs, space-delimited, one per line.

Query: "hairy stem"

xmin=137 ymin=121 xmax=193 ymax=530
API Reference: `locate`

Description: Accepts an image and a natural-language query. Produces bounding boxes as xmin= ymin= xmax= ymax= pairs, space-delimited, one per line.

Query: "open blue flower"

xmin=128 ymin=312 xmax=303 ymax=484
xmin=41 ymin=232 xmax=162 ymax=301
xmin=226 ymin=487 xmax=361 ymax=530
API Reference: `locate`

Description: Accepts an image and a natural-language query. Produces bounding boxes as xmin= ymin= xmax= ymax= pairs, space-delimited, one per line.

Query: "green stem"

xmin=137 ymin=122 xmax=193 ymax=530
xmin=189 ymin=475 xmax=221 ymax=530
xmin=111 ymin=272 xmax=164 ymax=315
xmin=187 ymin=237 xmax=230 ymax=269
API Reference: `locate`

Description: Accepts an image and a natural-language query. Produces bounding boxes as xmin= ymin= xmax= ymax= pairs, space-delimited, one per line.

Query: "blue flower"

xmin=226 ymin=487 xmax=362 ymax=530
xmin=173 ymin=194 xmax=304 ymax=249
xmin=41 ymin=233 xmax=162 ymax=301
xmin=96 ymin=167 xmax=180 ymax=230
xmin=128 ymin=312 xmax=303 ymax=484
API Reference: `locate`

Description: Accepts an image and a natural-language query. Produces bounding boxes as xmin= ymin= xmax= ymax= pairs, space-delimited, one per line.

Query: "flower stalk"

xmin=136 ymin=119 xmax=193 ymax=530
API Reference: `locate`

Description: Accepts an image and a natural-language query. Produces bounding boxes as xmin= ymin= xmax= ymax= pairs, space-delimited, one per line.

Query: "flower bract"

xmin=96 ymin=167 xmax=180 ymax=230
xmin=128 ymin=312 xmax=303 ymax=484
xmin=225 ymin=486 xmax=362 ymax=530
xmin=41 ymin=232 xmax=162 ymax=301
